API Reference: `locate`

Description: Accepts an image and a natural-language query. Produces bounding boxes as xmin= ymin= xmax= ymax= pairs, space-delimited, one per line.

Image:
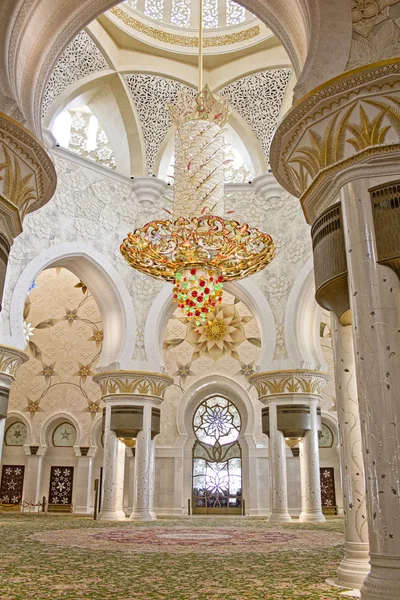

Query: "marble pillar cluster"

xmin=249 ymin=370 xmax=328 ymax=523
xmin=0 ymin=345 xmax=28 ymax=462
xmin=93 ymin=370 xmax=172 ymax=521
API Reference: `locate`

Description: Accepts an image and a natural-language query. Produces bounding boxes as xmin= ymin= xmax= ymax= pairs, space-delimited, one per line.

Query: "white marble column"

xmin=299 ymin=399 xmax=325 ymax=522
xmin=0 ymin=419 xmax=5 ymax=461
xmin=342 ymin=180 xmax=400 ymax=600
xmin=125 ymin=448 xmax=135 ymax=516
xmin=268 ymin=402 xmax=292 ymax=523
xmin=98 ymin=407 xmax=126 ymax=521
xmin=331 ymin=315 xmax=370 ymax=589
xmin=23 ymin=452 xmax=44 ymax=511
xmin=74 ymin=453 xmax=94 ymax=514
xmin=130 ymin=404 xmax=155 ymax=521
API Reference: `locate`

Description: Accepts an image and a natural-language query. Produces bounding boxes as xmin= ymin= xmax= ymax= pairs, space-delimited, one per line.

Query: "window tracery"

xmin=171 ymin=0 xmax=191 ymax=27
xmin=52 ymin=108 xmax=116 ymax=170
xmin=144 ymin=0 xmax=164 ymax=21
xmin=203 ymin=0 xmax=219 ymax=28
xmin=226 ymin=0 xmax=246 ymax=25
xmin=193 ymin=397 xmax=242 ymax=512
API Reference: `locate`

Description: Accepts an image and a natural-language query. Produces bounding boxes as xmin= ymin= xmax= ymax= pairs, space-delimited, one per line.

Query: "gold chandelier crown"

xmin=168 ymin=86 xmax=230 ymax=128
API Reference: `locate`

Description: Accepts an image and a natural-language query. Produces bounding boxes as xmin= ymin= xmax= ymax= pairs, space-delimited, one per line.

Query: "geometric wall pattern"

xmin=9 ymin=268 xmax=103 ymax=418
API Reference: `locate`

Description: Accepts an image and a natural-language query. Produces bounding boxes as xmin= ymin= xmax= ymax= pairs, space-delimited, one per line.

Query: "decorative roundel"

xmin=5 ymin=422 xmax=28 ymax=446
xmin=52 ymin=422 xmax=77 ymax=447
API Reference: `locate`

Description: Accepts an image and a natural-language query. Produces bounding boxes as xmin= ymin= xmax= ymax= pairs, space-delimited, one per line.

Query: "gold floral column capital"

xmin=270 ymin=59 xmax=400 ymax=224
xmin=0 ymin=112 xmax=57 ymax=240
xmin=92 ymin=370 xmax=173 ymax=402
xmin=249 ymin=369 xmax=329 ymax=401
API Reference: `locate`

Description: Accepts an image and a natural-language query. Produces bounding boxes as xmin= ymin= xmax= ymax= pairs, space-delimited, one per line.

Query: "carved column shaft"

xmin=131 ymin=403 xmax=154 ymax=521
xmin=331 ymin=315 xmax=370 ymax=589
xmin=342 ymin=179 xmax=400 ymax=600
xmin=268 ymin=401 xmax=291 ymax=523
xmin=99 ymin=404 xmax=126 ymax=521
xmin=299 ymin=399 xmax=325 ymax=523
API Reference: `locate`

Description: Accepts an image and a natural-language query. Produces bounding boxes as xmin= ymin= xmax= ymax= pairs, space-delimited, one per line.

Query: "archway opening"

xmin=192 ymin=395 xmax=242 ymax=515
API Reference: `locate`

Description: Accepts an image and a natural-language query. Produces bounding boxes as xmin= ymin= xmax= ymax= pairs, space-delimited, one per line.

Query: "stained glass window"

xmin=171 ymin=0 xmax=191 ymax=27
xmin=53 ymin=422 xmax=77 ymax=447
xmin=194 ymin=396 xmax=241 ymax=445
xmin=144 ymin=0 xmax=164 ymax=21
xmin=203 ymin=0 xmax=219 ymax=28
xmin=193 ymin=397 xmax=242 ymax=513
xmin=226 ymin=0 xmax=246 ymax=25
xmin=5 ymin=422 xmax=28 ymax=446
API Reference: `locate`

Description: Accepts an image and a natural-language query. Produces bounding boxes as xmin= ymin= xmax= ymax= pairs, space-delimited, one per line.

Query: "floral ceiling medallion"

xmin=121 ymin=6 xmax=274 ymax=328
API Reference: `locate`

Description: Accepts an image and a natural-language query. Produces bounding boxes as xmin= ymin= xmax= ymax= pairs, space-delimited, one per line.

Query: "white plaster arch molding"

xmin=6 ymin=242 xmax=136 ymax=370
xmin=39 ymin=411 xmax=82 ymax=452
xmin=144 ymin=278 xmax=276 ymax=372
xmin=89 ymin=414 xmax=103 ymax=450
xmin=284 ymin=256 xmax=325 ymax=370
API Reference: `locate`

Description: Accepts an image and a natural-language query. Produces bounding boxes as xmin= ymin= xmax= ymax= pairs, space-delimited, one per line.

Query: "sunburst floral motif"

xmin=187 ymin=303 xmax=251 ymax=362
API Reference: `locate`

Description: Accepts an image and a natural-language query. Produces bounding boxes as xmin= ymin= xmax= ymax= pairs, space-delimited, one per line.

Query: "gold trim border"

xmin=110 ymin=7 xmax=260 ymax=48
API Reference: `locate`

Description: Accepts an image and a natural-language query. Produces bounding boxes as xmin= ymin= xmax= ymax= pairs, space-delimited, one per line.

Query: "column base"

xmin=336 ymin=542 xmax=370 ymax=589
xmin=268 ymin=509 xmax=292 ymax=523
xmin=360 ymin=555 xmax=400 ymax=600
xmin=130 ymin=509 xmax=156 ymax=521
xmin=299 ymin=509 xmax=326 ymax=523
xmin=98 ymin=509 xmax=126 ymax=521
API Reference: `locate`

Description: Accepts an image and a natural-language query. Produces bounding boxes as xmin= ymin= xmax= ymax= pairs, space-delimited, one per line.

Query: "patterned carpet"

xmin=0 ymin=514 xmax=349 ymax=599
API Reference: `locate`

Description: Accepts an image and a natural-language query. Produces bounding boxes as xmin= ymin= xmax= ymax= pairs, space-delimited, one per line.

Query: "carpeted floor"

xmin=0 ymin=514 xmax=349 ymax=599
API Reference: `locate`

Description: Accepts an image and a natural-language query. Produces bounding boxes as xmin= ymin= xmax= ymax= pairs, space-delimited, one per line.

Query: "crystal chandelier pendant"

xmin=174 ymin=266 xmax=223 ymax=327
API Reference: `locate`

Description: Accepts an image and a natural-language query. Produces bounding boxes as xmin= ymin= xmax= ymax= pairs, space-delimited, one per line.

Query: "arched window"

xmin=5 ymin=422 xmax=28 ymax=446
xmin=192 ymin=396 xmax=242 ymax=514
xmin=319 ymin=422 xmax=334 ymax=448
xmin=52 ymin=422 xmax=77 ymax=447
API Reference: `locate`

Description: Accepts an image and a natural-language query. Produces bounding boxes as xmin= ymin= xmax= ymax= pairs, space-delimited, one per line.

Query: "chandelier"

xmin=121 ymin=2 xmax=275 ymax=329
